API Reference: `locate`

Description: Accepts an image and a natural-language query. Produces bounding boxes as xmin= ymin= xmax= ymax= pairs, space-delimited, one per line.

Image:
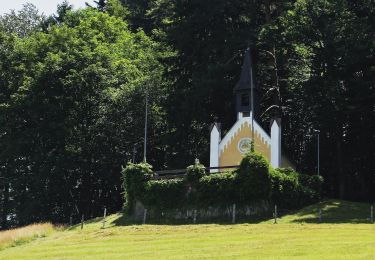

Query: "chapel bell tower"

xmin=234 ymin=48 xmax=260 ymax=118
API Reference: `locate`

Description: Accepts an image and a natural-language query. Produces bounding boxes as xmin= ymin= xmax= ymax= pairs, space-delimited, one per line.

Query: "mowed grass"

xmin=263 ymin=199 xmax=374 ymax=224
xmin=0 ymin=200 xmax=374 ymax=259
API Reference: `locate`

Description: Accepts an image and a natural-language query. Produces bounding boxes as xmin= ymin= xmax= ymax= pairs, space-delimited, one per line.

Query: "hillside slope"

xmin=0 ymin=200 xmax=374 ymax=259
xmin=264 ymin=199 xmax=373 ymax=224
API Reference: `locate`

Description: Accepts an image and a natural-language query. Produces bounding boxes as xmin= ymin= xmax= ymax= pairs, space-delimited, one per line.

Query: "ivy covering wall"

xmin=122 ymin=152 xmax=323 ymax=216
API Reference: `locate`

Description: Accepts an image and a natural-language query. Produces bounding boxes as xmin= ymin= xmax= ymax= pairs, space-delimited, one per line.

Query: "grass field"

xmin=0 ymin=200 xmax=374 ymax=259
xmin=0 ymin=223 xmax=54 ymax=251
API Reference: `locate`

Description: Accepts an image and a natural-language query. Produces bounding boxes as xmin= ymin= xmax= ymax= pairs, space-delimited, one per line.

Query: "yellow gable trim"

xmin=219 ymin=122 xmax=271 ymax=167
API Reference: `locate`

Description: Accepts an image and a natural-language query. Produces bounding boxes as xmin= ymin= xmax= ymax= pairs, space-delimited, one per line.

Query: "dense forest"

xmin=0 ymin=0 xmax=373 ymax=228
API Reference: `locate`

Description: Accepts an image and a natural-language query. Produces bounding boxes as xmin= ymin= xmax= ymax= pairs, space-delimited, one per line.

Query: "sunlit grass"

xmin=0 ymin=200 xmax=374 ymax=259
xmin=0 ymin=223 xmax=55 ymax=250
xmin=263 ymin=199 xmax=373 ymax=224
xmin=1 ymin=222 xmax=375 ymax=259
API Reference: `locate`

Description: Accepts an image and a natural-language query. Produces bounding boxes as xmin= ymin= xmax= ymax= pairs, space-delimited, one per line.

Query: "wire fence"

xmin=75 ymin=166 xmax=375 ymax=228
xmin=75 ymin=202 xmax=375 ymax=230
xmin=130 ymin=202 xmax=375 ymax=225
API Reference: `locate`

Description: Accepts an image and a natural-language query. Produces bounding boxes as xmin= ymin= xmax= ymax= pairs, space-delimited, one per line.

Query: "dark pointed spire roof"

xmin=234 ymin=48 xmax=255 ymax=92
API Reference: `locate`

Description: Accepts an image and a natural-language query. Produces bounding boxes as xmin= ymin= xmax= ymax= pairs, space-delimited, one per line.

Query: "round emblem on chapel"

xmin=238 ymin=138 xmax=252 ymax=154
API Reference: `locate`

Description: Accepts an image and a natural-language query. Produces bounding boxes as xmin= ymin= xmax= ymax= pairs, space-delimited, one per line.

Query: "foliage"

xmin=266 ymin=0 xmax=375 ymax=200
xmin=0 ymin=8 xmax=168 ymax=227
xmin=125 ymin=0 xmax=375 ymax=203
xmin=271 ymin=168 xmax=323 ymax=209
xmin=124 ymin=154 xmax=322 ymax=212
xmin=125 ymin=154 xmax=273 ymax=210
xmin=106 ymin=0 xmax=130 ymax=19
xmin=237 ymin=152 xmax=272 ymax=203
xmin=0 ymin=3 xmax=45 ymax=37
xmin=42 ymin=1 xmax=73 ymax=28
xmin=299 ymin=173 xmax=324 ymax=196
xmin=121 ymin=163 xmax=152 ymax=211
xmin=0 ymin=0 xmax=374 ymax=228
xmin=270 ymin=168 xmax=301 ymax=209
xmin=143 ymin=179 xmax=186 ymax=209
xmin=197 ymin=172 xmax=237 ymax=207
xmin=185 ymin=164 xmax=205 ymax=184
xmin=184 ymin=163 xmax=207 ymax=206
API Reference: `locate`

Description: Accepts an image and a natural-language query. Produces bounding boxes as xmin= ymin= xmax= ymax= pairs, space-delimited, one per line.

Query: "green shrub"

xmin=237 ymin=152 xmax=271 ymax=203
xmin=185 ymin=164 xmax=206 ymax=184
xmin=270 ymin=168 xmax=300 ymax=209
xmin=299 ymin=174 xmax=324 ymax=195
xmin=184 ymin=164 xmax=206 ymax=207
xmin=271 ymin=168 xmax=323 ymax=209
xmin=275 ymin=168 xmax=299 ymax=179
xmin=297 ymin=173 xmax=323 ymax=205
xmin=143 ymin=179 xmax=186 ymax=209
xmin=121 ymin=157 xmax=323 ymax=214
xmin=121 ymin=162 xmax=152 ymax=211
xmin=197 ymin=172 xmax=237 ymax=207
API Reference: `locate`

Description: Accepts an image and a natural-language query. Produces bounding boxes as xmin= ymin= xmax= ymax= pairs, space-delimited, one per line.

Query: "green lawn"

xmin=0 ymin=200 xmax=374 ymax=259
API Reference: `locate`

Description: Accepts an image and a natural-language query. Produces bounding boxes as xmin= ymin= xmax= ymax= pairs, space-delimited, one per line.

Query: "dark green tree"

xmin=0 ymin=3 xmax=45 ymax=37
xmin=86 ymin=0 xmax=108 ymax=12
xmin=43 ymin=0 xmax=73 ymax=28
xmin=263 ymin=0 xmax=375 ymax=200
xmin=0 ymin=8 xmax=169 ymax=227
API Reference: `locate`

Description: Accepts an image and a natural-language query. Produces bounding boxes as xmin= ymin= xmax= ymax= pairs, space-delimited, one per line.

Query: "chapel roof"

xmin=234 ymin=48 xmax=256 ymax=92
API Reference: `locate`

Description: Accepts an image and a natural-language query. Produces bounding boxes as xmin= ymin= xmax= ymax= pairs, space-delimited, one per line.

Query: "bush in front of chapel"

xmin=270 ymin=168 xmax=323 ymax=209
xmin=121 ymin=152 xmax=323 ymax=216
xmin=143 ymin=179 xmax=187 ymax=209
xmin=185 ymin=163 xmax=206 ymax=184
xmin=236 ymin=152 xmax=272 ymax=203
xmin=197 ymin=172 xmax=237 ymax=207
xmin=121 ymin=162 xmax=152 ymax=212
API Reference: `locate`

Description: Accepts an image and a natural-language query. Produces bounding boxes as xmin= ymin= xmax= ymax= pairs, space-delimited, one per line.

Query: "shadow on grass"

xmin=67 ymin=216 xmax=106 ymax=230
xmin=70 ymin=200 xmax=373 ymax=228
xmin=112 ymin=212 xmax=272 ymax=226
xmin=289 ymin=200 xmax=372 ymax=224
xmin=113 ymin=200 xmax=373 ymax=226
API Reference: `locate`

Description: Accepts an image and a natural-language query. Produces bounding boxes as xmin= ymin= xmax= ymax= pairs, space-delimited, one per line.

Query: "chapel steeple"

xmin=234 ymin=48 xmax=259 ymax=117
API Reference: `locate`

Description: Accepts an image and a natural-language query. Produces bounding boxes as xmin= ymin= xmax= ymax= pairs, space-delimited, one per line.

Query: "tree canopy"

xmin=0 ymin=0 xmax=374 ymax=228
xmin=0 ymin=8 xmax=169 ymax=227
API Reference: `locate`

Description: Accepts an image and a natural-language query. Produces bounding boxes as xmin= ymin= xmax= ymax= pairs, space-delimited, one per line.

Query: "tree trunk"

xmin=264 ymin=0 xmax=272 ymax=23
xmin=263 ymin=0 xmax=281 ymax=118
xmin=336 ymin=139 xmax=345 ymax=199
xmin=1 ymin=183 xmax=9 ymax=230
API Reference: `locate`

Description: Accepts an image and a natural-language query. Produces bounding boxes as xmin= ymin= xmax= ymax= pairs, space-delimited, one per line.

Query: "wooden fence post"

xmin=81 ymin=215 xmax=84 ymax=230
xmin=69 ymin=215 xmax=73 ymax=227
xmin=371 ymin=205 xmax=373 ymax=224
xmin=319 ymin=209 xmax=322 ymax=223
xmin=143 ymin=209 xmax=148 ymax=224
xmin=102 ymin=207 xmax=107 ymax=229
xmin=193 ymin=209 xmax=197 ymax=224
xmin=232 ymin=204 xmax=236 ymax=224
